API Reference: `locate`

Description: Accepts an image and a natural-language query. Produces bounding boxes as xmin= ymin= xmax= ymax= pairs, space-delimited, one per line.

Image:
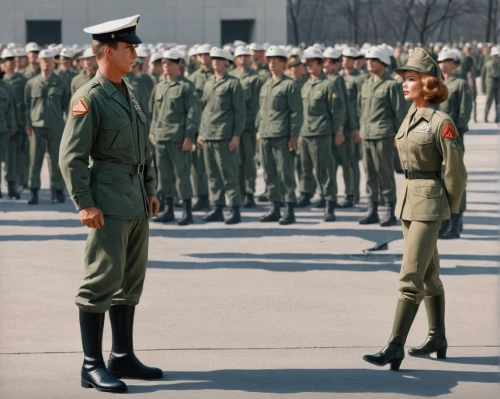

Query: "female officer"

xmin=363 ymin=48 xmax=467 ymax=371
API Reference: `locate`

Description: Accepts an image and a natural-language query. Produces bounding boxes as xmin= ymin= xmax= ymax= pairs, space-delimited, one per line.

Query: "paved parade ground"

xmin=0 ymin=95 xmax=499 ymax=398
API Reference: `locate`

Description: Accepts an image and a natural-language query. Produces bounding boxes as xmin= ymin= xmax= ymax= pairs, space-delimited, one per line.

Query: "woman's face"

xmin=402 ymin=71 xmax=423 ymax=101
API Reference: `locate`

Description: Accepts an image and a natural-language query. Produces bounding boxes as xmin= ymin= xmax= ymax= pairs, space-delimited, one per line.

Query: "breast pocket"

xmin=215 ymin=87 xmax=231 ymax=111
xmin=411 ymin=183 xmax=443 ymax=219
xmin=48 ymin=87 xmax=63 ymax=118
xmin=169 ymin=91 xmax=185 ymax=113
xmin=310 ymin=91 xmax=325 ymax=115
xmin=409 ymin=132 xmax=434 ymax=164
xmin=102 ymin=118 xmax=133 ymax=150
xmin=272 ymin=93 xmax=286 ymax=111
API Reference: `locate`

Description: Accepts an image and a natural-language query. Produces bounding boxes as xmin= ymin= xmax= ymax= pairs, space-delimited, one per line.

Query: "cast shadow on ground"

xmin=124 ymin=368 xmax=499 ymax=396
xmin=466 ymin=129 xmax=500 ymax=136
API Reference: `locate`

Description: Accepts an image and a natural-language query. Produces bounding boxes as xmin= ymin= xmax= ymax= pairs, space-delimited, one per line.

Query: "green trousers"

xmin=239 ymin=131 xmax=257 ymax=195
xmin=332 ymin=133 xmax=353 ymax=196
xmin=155 ymin=140 xmax=193 ymax=200
xmin=350 ymin=141 xmax=362 ymax=196
xmin=297 ymin=151 xmax=317 ymax=195
xmin=362 ymin=138 xmax=396 ymax=203
xmin=204 ymin=140 xmax=241 ymax=206
xmin=299 ymin=135 xmax=337 ymax=201
xmin=484 ymin=87 xmax=500 ymax=122
xmin=399 ymin=220 xmax=444 ymax=304
xmin=29 ymin=127 xmax=64 ymax=190
xmin=191 ymin=141 xmax=208 ymax=197
xmin=261 ymin=137 xmax=297 ymax=203
xmin=0 ymin=133 xmax=18 ymax=186
xmin=76 ymin=218 xmax=149 ymax=313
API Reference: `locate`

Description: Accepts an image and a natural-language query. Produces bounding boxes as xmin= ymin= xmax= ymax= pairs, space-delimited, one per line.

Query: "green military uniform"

xmin=199 ymin=72 xmax=245 ymax=207
xmin=397 ymin=51 xmax=409 ymax=68
xmin=71 ymin=71 xmax=96 ymax=96
xmin=255 ymin=63 xmax=271 ymax=85
xmin=0 ymin=81 xmax=18 ymax=194
xmin=481 ymin=58 xmax=500 ymax=122
xmin=230 ymin=67 xmax=262 ymax=199
xmin=24 ymin=73 xmax=71 ymax=194
xmin=56 ymin=68 xmax=78 ymax=89
xmin=125 ymin=72 xmax=155 ymax=120
xmin=59 ymin=71 xmax=156 ymax=312
xmin=3 ymin=72 xmax=29 ymax=188
xmin=23 ymin=65 xmax=40 ymax=80
xmin=150 ymin=75 xmax=200 ymax=201
xmin=188 ymin=67 xmax=213 ymax=200
xmin=256 ymin=74 xmax=303 ymax=205
xmin=456 ymin=53 xmax=476 ymax=121
xmin=149 ymin=70 xmax=161 ymax=85
xmin=358 ymin=71 xmax=406 ymax=209
xmin=300 ymin=71 xmax=346 ymax=218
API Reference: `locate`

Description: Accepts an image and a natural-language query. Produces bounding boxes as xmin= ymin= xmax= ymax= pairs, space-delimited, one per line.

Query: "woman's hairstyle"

xmin=421 ymin=74 xmax=449 ymax=104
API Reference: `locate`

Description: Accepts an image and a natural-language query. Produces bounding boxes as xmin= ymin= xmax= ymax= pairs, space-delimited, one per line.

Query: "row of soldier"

xmin=1 ymin=40 xmax=498 ymax=238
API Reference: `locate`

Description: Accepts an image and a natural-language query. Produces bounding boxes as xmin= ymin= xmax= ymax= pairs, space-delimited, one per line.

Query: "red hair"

xmin=421 ymin=74 xmax=448 ymax=104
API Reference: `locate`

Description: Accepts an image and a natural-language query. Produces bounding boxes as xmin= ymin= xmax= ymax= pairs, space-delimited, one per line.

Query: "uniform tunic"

xmin=0 ymin=81 xmax=18 ymax=187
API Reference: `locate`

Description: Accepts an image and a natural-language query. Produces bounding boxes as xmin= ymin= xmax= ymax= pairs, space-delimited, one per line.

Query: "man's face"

xmin=3 ymin=58 xmax=15 ymax=73
xmin=197 ymin=53 xmax=211 ymax=67
xmin=162 ymin=59 xmax=181 ymax=77
xmin=152 ymin=60 xmax=163 ymax=74
xmin=27 ymin=51 xmax=38 ymax=64
xmin=83 ymin=57 xmax=97 ymax=74
xmin=235 ymin=54 xmax=251 ymax=69
xmin=288 ymin=63 xmax=305 ymax=80
xmin=251 ymin=50 xmax=265 ymax=64
xmin=323 ymin=58 xmax=337 ymax=75
xmin=109 ymin=42 xmax=137 ymax=75
xmin=15 ymin=56 xmax=28 ymax=69
xmin=438 ymin=59 xmax=455 ymax=75
xmin=354 ymin=58 xmax=365 ymax=69
xmin=212 ymin=58 xmax=228 ymax=74
xmin=342 ymin=56 xmax=355 ymax=70
xmin=493 ymin=55 xmax=500 ymax=62
xmin=305 ymin=59 xmax=323 ymax=75
xmin=367 ymin=58 xmax=385 ymax=74
xmin=59 ymin=57 xmax=72 ymax=69
xmin=268 ymin=57 xmax=285 ymax=76
xmin=39 ymin=57 xmax=55 ymax=74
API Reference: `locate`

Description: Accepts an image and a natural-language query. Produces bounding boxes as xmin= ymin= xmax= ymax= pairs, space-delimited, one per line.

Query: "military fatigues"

xmin=56 ymin=68 xmax=78 ymax=90
xmin=3 ymin=73 xmax=28 ymax=188
xmin=256 ymin=75 xmax=303 ymax=203
xmin=230 ymin=67 xmax=262 ymax=197
xmin=71 ymin=71 xmax=96 ymax=96
xmin=0 ymin=81 xmax=18 ymax=191
xmin=300 ymin=72 xmax=346 ymax=202
xmin=125 ymin=72 xmax=155 ymax=120
xmin=59 ymin=71 xmax=156 ymax=312
xmin=481 ymin=59 xmax=500 ymax=122
xmin=255 ymin=64 xmax=271 ymax=85
xmin=395 ymin=103 xmax=466 ymax=302
xmin=358 ymin=72 xmax=406 ymax=205
xmin=150 ymin=75 xmax=200 ymax=200
xmin=199 ymin=73 xmax=245 ymax=207
xmin=23 ymin=66 xmax=40 ymax=80
xmin=188 ymin=67 xmax=213 ymax=198
xmin=24 ymin=73 xmax=71 ymax=192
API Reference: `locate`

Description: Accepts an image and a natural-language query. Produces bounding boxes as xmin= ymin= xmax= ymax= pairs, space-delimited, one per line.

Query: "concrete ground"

xmin=0 ymin=95 xmax=499 ymax=398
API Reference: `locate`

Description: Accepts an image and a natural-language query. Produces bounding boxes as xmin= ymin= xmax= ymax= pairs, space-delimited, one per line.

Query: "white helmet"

xmin=210 ymin=47 xmax=233 ymax=61
xmin=1 ymin=49 xmax=16 ymax=59
xmin=302 ymin=46 xmax=324 ymax=61
xmin=341 ymin=47 xmax=361 ymax=58
xmin=162 ymin=50 xmax=182 ymax=60
xmin=437 ymin=49 xmax=459 ymax=63
xmin=265 ymin=45 xmax=287 ymax=58
xmin=323 ymin=47 xmax=341 ymax=60
xmin=25 ymin=42 xmax=40 ymax=53
xmin=234 ymin=45 xmax=251 ymax=58
xmin=59 ymin=47 xmax=74 ymax=58
xmin=365 ymin=46 xmax=390 ymax=66
xmin=78 ymin=47 xmax=96 ymax=60
xmin=249 ymin=43 xmax=265 ymax=51
xmin=491 ymin=46 xmax=500 ymax=57
xmin=196 ymin=44 xmax=212 ymax=55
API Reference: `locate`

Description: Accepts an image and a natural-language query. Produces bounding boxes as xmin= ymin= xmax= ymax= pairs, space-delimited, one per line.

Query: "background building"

xmin=0 ymin=0 xmax=287 ymax=46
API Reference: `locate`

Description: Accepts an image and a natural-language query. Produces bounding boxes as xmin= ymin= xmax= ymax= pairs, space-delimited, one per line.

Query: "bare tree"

xmin=288 ymin=0 xmax=304 ymax=45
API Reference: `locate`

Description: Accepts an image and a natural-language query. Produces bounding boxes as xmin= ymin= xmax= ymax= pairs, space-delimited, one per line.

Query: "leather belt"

xmin=92 ymin=160 xmax=146 ymax=175
xmin=404 ymin=170 xmax=440 ymax=180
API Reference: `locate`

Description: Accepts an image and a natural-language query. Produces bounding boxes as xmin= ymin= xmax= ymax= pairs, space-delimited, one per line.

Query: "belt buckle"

xmin=404 ymin=170 xmax=411 ymax=179
xmin=137 ymin=164 xmax=144 ymax=175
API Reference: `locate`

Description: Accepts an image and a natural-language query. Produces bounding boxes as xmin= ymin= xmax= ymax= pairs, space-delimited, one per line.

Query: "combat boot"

xmin=107 ymin=305 xmax=163 ymax=380
xmin=243 ymin=193 xmax=256 ymax=208
xmin=279 ymin=203 xmax=296 ymax=225
xmin=261 ymin=202 xmax=281 ymax=222
xmin=353 ymin=194 xmax=360 ymax=204
xmin=157 ymin=193 xmax=166 ymax=212
xmin=257 ymin=191 xmax=269 ymax=202
xmin=338 ymin=194 xmax=354 ymax=208
xmin=192 ymin=195 xmax=210 ymax=211
xmin=408 ymin=295 xmax=447 ymax=359
xmin=27 ymin=189 xmax=38 ymax=205
xmin=7 ymin=182 xmax=20 ymax=200
xmin=359 ymin=202 xmax=379 ymax=224
xmin=324 ymin=200 xmax=336 ymax=222
xmin=313 ymin=196 xmax=326 ymax=208
xmin=55 ymin=189 xmax=65 ymax=203
xmin=79 ymin=311 xmax=127 ymax=393
xmin=224 ymin=206 xmax=241 ymax=225
xmin=439 ymin=218 xmax=450 ymax=233
xmin=178 ymin=199 xmax=193 ymax=226
xmin=153 ymin=198 xmax=175 ymax=223
xmin=438 ymin=213 xmax=460 ymax=239
xmin=296 ymin=192 xmax=312 ymax=208
xmin=203 ymin=205 xmax=224 ymax=222
xmin=380 ymin=202 xmax=397 ymax=227
xmin=363 ymin=300 xmax=420 ymax=371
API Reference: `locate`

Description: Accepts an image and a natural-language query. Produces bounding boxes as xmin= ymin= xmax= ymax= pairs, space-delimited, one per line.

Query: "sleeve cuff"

xmin=144 ymin=182 xmax=156 ymax=197
xmin=72 ymin=192 xmax=95 ymax=211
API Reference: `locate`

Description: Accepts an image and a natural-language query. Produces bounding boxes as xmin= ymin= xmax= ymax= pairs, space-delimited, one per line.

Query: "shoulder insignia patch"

xmin=441 ymin=123 xmax=457 ymax=140
xmin=72 ymin=98 xmax=88 ymax=115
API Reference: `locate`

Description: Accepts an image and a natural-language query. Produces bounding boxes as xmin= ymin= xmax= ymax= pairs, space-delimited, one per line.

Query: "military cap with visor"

xmin=394 ymin=47 xmax=442 ymax=80
xmin=83 ymin=15 xmax=143 ymax=45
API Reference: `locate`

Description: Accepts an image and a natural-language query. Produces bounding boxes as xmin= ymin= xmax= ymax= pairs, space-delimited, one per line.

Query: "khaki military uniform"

xmin=0 ymin=81 xmax=18 ymax=189
xmin=358 ymin=72 xmax=406 ymax=204
xmin=395 ymin=103 xmax=466 ymax=303
xmin=56 ymin=68 xmax=78 ymax=90
xmin=24 ymin=73 xmax=71 ymax=191
xmin=300 ymin=72 xmax=346 ymax=202
xmin=481 ymin=59 xmax=500 ymax=122
xmin=59 ymin=71 xmax=156 ymax=312
xmin=230 ymin=67 xmax=262 ymax=197
xmin=188 ymin=67 xmax=213 ymax=198
xmin=23 ymin=66 xmax=40 ymax=80
xmin=199 ymin=73 xmax=245 ymax=207
xmin=256 ymin=74 xmax=303 ymax=204
xmin=255 ymin=64 xmax=271 ymax=85
xmin=71 ymin=71 xmax=96 ymax=96
xmin=150 ymin=75 xmax=200 ymax=200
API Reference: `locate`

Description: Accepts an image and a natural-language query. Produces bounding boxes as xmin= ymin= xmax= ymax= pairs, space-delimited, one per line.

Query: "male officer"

xmin=150 ymin=50 xmax=200 ymax=225
xmin=481 ymin=46 xmax=500 ymax=123
xmin=197 ymin=47 xmax=245 ymax=224
xmin=71 ymin=48 xmax=97 ymax=95
xmin=24 ymin=48 xmax=71 ymax=204
xmin=230 ymin=45 xmax=262 ymax=208
xmin=188 ymin=43 xmax=212 ymax=210
xmin=300 ymin=47 xmax=345 ymax=222
xmin=59 ymin=15 xmax=162 ymax=393
xmin=2 ymin=48 xmax=27 ymax=196
xmin=249 ymin=43 xmax=271 ymax=84
xmin=56 ymin=47 xmax=78 ymax=89
xmin=358 ymin=46 xmax=406 ymax=226
xmin=24 ymin=42 xmax=41 ymax=79
xmin=257 ymin=46 xmax=303 ymax=224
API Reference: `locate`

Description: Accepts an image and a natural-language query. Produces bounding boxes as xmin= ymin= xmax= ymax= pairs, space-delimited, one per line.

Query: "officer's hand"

xmin=256 ymin=132 xmax=260 ymax=142
xmin=288 ymin=137 xmax=298 ymax=151
xmin=149 ymin=134 xmax=156 ymax=145
xmin=148 ymin=195 xmax=160 ymax=217
xmin=228 ymin=136 xmax=240 ymax=152
xmin=353 ymin=131 xmax=361 ymax=144
xmin=182 ymin=137 xmax=193 ymax=152
xmin=25 ymin=125 xmax=33 ymax=136
xmin=335 ymin=131 xmax=345 ymax=146
xmin=79 ymin=206 xmax=105 ymax=229
xmin=197 ymin=136 xmax=204 ymax=148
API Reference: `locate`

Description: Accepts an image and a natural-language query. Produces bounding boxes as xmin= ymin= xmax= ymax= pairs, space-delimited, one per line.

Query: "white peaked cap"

xmin=265 ymin=45 xmax=287 ymax=58
xmin=210 ymin=47 xmax=233 ymax=61
xmin=234 ymin=46 xmax=251 ymax=57
xmin=84 ymin=15 xmax=140 ymax=34
xmin=59 ymin=47 xmax=74 ymax=58
xmin=364 ymin=46 xmax=390 ymax=66
xmin=26 ymin=42 xmax=40 ymax=53
xmin=437 ymin=49 xmax=459 ymax=62
xmin=323 ymin=47 xmax=341 ymax=59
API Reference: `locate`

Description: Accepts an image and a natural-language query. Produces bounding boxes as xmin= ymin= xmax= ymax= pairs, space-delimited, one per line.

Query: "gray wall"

xmin=0 ymin=0 xmax=287 ymax=46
